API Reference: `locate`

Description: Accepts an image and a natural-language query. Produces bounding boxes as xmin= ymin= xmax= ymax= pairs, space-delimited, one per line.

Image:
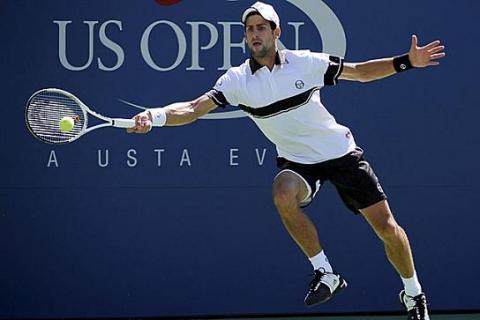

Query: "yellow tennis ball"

xmin=59 ymin=116 xmax=75 ymax=133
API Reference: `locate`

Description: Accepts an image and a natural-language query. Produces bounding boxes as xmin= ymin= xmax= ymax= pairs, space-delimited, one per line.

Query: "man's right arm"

xmin=127 ymin=94 xmax=218 ymax=134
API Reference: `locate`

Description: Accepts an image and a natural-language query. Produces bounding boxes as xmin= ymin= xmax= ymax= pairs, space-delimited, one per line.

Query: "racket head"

xmin=25 ymin=88 xmax=88 ymax=144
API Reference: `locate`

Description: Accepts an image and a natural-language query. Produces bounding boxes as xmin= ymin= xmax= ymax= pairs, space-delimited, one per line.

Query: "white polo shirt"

xmin=207 ymin=49 xmax=357 ymax=164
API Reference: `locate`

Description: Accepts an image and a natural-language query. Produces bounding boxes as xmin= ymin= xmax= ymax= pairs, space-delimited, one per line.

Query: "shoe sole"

xmin=305 ymin=277 xmax=348 ymax=307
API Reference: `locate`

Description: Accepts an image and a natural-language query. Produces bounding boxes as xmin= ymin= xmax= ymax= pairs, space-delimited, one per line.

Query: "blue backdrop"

xmin=1 ymin=0 xmax=479 ymax=318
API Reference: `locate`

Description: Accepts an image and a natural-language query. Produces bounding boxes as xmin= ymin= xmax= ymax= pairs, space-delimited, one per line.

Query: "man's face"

xmin=244 ymin=14 xmax=278 ymax=59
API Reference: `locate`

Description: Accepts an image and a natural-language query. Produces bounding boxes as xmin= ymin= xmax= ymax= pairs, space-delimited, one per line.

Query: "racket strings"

xmin=26 ymin=91 xmax=86 ymax=144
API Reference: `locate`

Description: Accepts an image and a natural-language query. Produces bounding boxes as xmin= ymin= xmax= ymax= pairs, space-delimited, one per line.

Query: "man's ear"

xmin=274 ymin=27 xmax=281 ymax=39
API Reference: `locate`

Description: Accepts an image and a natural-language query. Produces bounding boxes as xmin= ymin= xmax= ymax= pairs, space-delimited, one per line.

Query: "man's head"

xmin=241 ymin=2 xmax=281 ymax=59
xmin=242 ymin=1 xmax=280 ymax=30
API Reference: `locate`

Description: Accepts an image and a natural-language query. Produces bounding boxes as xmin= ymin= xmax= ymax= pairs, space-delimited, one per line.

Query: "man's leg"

xmin=361 ymin=200 xmax=429 ymax=320
xmin=360 ymin=200 xmax=415 ymax=278
xmin=272 ymin=171 xmax=347 ymax=306
xmin=272 ymin=171 xmax=320 ymax=257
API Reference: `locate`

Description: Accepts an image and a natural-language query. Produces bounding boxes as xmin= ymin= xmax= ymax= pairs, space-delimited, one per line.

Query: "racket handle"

xmin=112 ymin=118 xmax=136 ymax=128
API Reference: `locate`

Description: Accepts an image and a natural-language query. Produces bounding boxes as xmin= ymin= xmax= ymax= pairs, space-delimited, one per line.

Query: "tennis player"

xmin=128 ymin=2 xmax=444 ymax=319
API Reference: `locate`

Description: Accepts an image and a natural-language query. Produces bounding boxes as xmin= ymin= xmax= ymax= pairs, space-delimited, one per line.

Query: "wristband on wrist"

xmin=393 ymin=54 xmax=413 ymax=73
xmin=148 ymin=108 xmax=167 ymax=127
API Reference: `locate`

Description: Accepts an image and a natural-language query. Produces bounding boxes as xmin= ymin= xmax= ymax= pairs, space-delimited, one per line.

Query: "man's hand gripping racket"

xmin=127 ymin=111 xmax=153 ymax=134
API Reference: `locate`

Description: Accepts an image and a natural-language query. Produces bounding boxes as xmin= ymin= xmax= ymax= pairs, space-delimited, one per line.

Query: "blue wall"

xmin=1 ymin=0 xmax=479 ymax=318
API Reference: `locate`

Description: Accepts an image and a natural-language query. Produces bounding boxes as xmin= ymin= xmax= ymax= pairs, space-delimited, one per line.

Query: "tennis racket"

xmin=25 ymin=88 xmax=136 ymax=144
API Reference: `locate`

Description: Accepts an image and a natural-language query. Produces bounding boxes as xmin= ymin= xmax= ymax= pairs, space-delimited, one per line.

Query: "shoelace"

xmin=308 ymin=268 xmax=334 ymax=291
xmin=414 ymin=294 xmax=428 ymax=310
xmin=408 ymin=294 xmax=428 ymax=319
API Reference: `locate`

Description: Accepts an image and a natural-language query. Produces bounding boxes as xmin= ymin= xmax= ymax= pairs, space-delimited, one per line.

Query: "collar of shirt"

xmin=249 ymin=50 xmax=287 ymax=74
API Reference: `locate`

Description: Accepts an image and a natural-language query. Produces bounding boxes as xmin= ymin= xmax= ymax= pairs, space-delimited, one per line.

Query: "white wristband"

xmin=148 ymin=108 xmax=167 ymax=127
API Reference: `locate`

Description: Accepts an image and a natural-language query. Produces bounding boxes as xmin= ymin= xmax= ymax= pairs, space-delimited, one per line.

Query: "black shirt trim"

xmin=324 ymin=56 xmax=344 ymax=86
xmin=249 ymin=50 xmax=286 ymax=74
xmin=206 ymin=89 xmax=229 ymax=107
xmin=238 ymin=87 xmax=320 ymax=119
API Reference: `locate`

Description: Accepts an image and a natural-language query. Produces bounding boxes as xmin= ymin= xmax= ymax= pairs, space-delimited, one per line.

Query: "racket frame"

xmin=25 ymin=88 xmax=135 ymax=144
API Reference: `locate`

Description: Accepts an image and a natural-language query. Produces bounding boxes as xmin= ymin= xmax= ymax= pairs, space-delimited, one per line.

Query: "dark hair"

xmin=244 ymin=12 xmax=277 ymax=30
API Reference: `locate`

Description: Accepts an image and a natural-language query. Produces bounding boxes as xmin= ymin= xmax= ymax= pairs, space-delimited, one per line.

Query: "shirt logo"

xmin=295 ymin=80 xmax=305 ymax=89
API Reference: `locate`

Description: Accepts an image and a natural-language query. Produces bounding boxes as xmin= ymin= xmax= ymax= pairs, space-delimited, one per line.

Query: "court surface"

xmin=211 ymin=314 xmax=480 ymax=320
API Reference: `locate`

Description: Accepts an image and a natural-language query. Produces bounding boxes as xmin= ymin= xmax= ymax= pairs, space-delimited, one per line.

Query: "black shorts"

xmin=276 ymin=147 xmax=387 ymax=214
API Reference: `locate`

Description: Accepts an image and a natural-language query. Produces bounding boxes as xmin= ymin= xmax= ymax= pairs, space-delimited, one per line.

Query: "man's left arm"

xmin=339 ymin=35 xmax=445 ymax=82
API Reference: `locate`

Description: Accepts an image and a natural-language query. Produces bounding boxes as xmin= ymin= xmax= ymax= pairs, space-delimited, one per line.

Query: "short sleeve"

xmin=205 ymin=70 xmax=240 ymax=107
xmin=308 ymin=52 xmax=344 ymax=86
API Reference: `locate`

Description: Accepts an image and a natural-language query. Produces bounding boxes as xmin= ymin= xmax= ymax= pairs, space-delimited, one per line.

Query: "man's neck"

xmin=252 ymin=47 xmax=278 ymax=71
xmin=255 ymin=53 xmax=276 ymax=70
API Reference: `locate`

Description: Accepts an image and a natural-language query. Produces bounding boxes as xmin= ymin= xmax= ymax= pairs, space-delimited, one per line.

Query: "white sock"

xmin=402 ymin=272 xmax=422 ymax=297
xmin=309 ymin=250 xmax=333 ymax=273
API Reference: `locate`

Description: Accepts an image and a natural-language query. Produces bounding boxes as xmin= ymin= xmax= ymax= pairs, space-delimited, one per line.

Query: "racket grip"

xmin=112 ymin=118 xmax=136 ymax=128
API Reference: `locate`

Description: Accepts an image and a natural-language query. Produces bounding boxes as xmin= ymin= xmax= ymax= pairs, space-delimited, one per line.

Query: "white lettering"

xmin=98 ymin=149 xmax=109 ymax=167
xmin=54 ymin=20 xmax=97 ymax=71
xmin=127 ymin=149 xmax=137 ymax=167
xmin=287 ymin=22 xmax=304 ymax=50
xmin=98 ymin=20 xmax=125 ymax=71
xmin=141 ymin=20 xmax=187 ymax=71
xmin=42 ymin=147 xmax=276 ymax=168
xmin=218 ymin=22 xmax=245 ymax=71
xmin=47 ymin=150 xmax=59 ymax=167
xmin=255 ymin=148 xmax=267 ymax=166
xmin=55 ymin=16 xmax=341 ymax=73
xmin=187 ymin=21 xmax=218 ymax=71
xmin=179 ymin=149 xmax=191 ymax=167
xmin=230 ymin=148 xmax=239 ymax=166
xmin=154 ymin=149 xmax=165 ymax=167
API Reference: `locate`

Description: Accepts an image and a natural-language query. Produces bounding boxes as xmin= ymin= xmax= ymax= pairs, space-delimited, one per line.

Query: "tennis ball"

xmin=59 ymin=116 xmax=75 ymax=133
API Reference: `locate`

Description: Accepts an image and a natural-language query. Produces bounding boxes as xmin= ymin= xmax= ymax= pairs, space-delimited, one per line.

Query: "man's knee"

xmin=272 ymin=176 xmax=302 ymax=213
xmin=362 ymin=201 xmax=406 ymax=244
xmin=376 ymin=219 xmax=405 ymax=244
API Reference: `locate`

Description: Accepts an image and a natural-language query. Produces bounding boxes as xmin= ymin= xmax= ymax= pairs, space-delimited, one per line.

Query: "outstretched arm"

xmin=127 ymin=94 xmax=218 ymax=134
xmin=339 ymin=35 xmax=445 ymax=82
